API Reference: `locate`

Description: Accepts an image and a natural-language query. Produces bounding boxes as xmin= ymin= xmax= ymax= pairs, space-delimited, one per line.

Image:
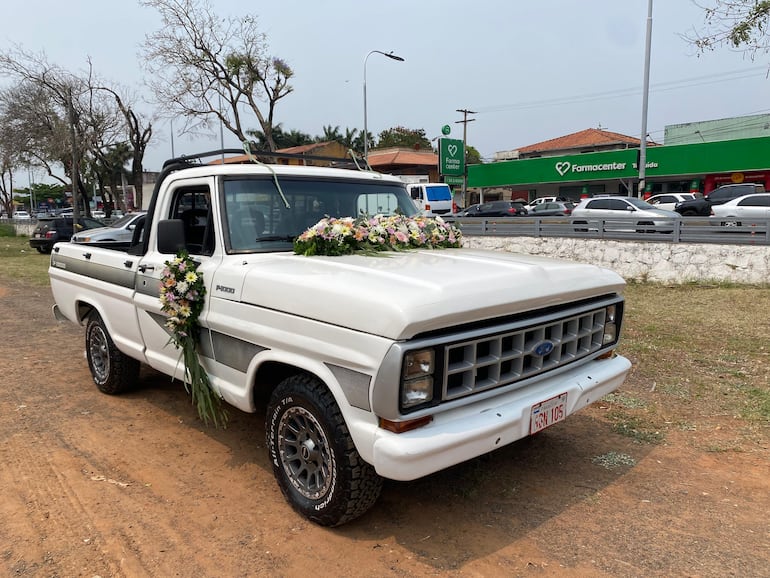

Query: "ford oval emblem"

xmin=533 ymin=340 xmax=555 ymax=357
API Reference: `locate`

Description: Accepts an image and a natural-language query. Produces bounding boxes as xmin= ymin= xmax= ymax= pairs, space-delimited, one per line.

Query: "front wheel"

xmin=85 ymin=312 xmax=140 ymax=394
xmin=266 ymin=375 xmax=383 ymax=526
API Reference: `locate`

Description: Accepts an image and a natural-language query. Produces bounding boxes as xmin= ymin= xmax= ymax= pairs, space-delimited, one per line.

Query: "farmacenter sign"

xmin=468 ymin=136 xmax=770 ymax=189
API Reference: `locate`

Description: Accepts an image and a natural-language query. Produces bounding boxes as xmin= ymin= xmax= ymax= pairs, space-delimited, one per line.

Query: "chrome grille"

xmin=443 ymin=308 xmax=608 ymax=400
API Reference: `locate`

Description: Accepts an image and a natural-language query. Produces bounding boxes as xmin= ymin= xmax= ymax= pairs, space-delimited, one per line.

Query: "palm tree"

xmin=318 ymin=124 xmax=342 ymax=143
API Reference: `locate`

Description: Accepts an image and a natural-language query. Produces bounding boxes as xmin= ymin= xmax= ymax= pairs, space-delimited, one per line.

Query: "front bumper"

xmin=370 ymin=353 xmax=631 ymax=481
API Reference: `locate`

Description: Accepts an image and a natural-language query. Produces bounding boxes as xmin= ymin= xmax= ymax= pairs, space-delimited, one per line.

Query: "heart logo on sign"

xmin=555 ymin=161 xmax=571 ymax=176
xmin=447 ymin=144 xmax=458 ymax=157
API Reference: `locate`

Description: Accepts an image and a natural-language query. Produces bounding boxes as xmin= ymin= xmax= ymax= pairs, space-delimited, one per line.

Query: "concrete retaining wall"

xmin=465 ymin=236 xmax=770 ymax=284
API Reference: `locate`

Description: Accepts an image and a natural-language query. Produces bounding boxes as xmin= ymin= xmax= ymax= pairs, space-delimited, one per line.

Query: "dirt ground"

xmin=0 ymin=278 xmax=768 ymax=578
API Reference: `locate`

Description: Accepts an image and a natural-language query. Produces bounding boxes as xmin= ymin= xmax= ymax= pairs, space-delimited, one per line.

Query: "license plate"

xmin=530 ymin=392 xmax=567 ymax=434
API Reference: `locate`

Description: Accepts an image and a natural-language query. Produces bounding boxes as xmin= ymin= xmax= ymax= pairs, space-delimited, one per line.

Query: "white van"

xmin=406 ymin=183 xmax=454 ymax=217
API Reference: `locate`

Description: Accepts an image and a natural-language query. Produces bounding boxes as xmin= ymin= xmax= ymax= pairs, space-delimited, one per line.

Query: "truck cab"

xmin=406 ymin=183 xmax=454 ymax=217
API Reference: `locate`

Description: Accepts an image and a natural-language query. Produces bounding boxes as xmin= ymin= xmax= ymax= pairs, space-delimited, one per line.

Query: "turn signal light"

xmin=379 ymin=415 xmax=433 ymax=434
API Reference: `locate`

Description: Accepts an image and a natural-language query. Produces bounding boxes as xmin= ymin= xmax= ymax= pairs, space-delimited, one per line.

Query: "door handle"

xmin=138 ymin=264 xmax=155 ymax=273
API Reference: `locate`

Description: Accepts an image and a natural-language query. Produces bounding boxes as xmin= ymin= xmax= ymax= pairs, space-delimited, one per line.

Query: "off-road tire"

xmin=85 ymin=312 xmax=140 ymax=394
xmin=266 ymin=374 xmax=383 ymax=526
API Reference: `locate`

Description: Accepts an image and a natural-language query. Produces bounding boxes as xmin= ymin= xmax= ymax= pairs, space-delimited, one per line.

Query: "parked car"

xmin=709 ymin=193 xmax=770 ymax=227
xmin=526 ymin=196 xmax=569 ymax=210
xmin=13 ymin=210 xmax=31 ymax=220
xmin=71 ymin=211 xmax=147 ymax=244
xmin=646 ymin=193 xmax=697 ymax=212
xmin=674 ymin=183 xmax=765 ymax=216
xmin=528 ymin=201 xmax=575 ymax=216
xmin=29 ymin=216 xmax=105 ymax=253
xmin=458 ymin=200 xmax=528 ymax=217
xmin=572 ymin=196 xmax=679 ymax=233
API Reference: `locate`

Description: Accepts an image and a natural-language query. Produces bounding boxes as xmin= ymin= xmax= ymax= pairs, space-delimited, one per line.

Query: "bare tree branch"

xmin=140 ymin=0 xmax=293 ymax=150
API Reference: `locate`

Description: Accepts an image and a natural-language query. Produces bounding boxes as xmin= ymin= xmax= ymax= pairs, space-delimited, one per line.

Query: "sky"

xmin=4 ymin=0 xmax=769 ymax=178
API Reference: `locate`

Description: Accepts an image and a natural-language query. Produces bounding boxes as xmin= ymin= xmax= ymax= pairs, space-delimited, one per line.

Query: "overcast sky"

xmin=4 ymin=0 xmax=769 ymax=175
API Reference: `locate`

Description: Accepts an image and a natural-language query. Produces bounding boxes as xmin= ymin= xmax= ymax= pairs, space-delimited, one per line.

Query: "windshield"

xmin=110 ymin=212 xmax=142 ymax=228
xmin=425 ymin=185 xmax=452 ymax=202
xmin=222 ymin=176 xmax=416 ymax=253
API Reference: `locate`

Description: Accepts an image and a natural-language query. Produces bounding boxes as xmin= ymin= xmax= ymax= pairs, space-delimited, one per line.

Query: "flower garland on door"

xmin=159 ymin=251 xmax=228 ymax=428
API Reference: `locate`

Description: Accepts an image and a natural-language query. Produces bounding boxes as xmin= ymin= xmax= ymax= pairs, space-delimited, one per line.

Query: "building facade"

xmin=469 ymin=136 xmax=770 ymax=203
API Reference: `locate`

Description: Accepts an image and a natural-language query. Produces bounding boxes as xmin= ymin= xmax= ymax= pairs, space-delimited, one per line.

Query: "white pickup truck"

xmin=49 ymin=150 xmax=631 ymax=526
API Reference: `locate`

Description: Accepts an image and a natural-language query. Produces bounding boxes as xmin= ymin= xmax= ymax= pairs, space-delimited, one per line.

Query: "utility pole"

xmin=455 ymin=108 xmax=476 ymax=208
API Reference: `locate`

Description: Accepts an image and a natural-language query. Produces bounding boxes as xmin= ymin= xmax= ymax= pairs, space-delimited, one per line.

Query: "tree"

xmin=141 ymin=0 xmax=293 ymax=151
xmin=340 ymin=127 xmax=360 ymax=152
xmin=685 ymin=1 xmax=770 ymax=58
xmin=466 ymin=145 xmax=482 ymax=165
xmin=91 ymin=79 xmax=153 ymax=209
xmin=247 ymin=125 xmax=313 ymax=149
xmin=376 ymin=126 xmax=433 ymax=150
xmin=0 ymin=49 xmax=89 ymax=217
xmin=317 ymin=125 xmax=342 ymax=143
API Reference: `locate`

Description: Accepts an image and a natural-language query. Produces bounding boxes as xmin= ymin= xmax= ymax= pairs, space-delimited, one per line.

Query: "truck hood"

xmin=234 ymin=249 xmax=625 ymax=340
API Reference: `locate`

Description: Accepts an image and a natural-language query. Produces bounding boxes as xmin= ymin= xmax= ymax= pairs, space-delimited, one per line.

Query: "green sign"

xmin=443 ymin=175 xmax=464 ymax=185
xmin=441 ymin=124 xmax=451 ymax=135
xmin=468 ymin=136 xmax=770 ymax=189
xmin=439 ymin=138 xmax=464 ymax=176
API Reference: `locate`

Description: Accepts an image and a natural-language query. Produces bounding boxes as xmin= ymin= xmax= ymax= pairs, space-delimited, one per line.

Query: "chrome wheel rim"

xmin=277 ymin=406 xmax=334 ymax=499
xmin=88 ymin=326 xmax=110 ymax=384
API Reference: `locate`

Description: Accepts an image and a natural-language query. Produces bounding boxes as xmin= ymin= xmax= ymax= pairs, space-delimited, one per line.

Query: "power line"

xmin=475 ymin=66 xmax=769 ymax=115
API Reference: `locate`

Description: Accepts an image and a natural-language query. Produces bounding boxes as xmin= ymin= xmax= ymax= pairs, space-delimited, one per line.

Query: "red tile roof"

xmin=517 ymin=128 xmax=643 ymax=154
xmin=367 ymin=148 xmax=438 ymax=167
xmin=277 ymin=141 xmax=336 ymax=154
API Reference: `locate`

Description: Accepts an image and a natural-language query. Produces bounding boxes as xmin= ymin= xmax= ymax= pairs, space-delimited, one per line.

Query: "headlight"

xmin=401 ymin=348 xmax=435 ymax=409
xmin=403 ymin=349 xmax=434 ymax=379
xmin=603 ymin=304 xmax=618 ymax=345
xmin=401 ymin=376 xmax=434 ymax=408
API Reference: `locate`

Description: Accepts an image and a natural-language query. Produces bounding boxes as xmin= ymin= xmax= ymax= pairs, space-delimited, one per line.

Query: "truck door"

xmin=134 ymin=178 xmax=222 ymax=379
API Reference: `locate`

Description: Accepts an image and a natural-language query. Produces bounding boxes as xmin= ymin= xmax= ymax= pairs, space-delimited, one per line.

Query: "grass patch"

xmin=619 ymin=283 xmax=770 ymax=448
xmin=606 ymin=411 xmax=665 ymax=444
xmin=0 ymin=235 xmax=51 ymax=287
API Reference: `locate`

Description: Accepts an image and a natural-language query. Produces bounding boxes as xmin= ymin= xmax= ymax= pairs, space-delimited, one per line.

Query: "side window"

xmin=586 ymin=199 xmax=607 ymax=210
xmin=608 ymin=199 xmax=630 ymax=211
xmin=740 ymin=196 xmax=770 ymax=207
xmin=357 ymin=192 xmax=400 ymax=216
xmin=171 ymin=186 xmax=214 ymax=256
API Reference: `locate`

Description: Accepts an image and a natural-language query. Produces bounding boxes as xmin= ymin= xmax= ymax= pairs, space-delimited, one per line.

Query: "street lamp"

xmin=363 ymin=50 xmax=404 ymax=162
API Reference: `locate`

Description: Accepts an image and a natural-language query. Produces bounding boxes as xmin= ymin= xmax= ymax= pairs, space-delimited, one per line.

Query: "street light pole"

xmin=638 ymin=0 xmax=653 ymax=198
xmin=363 ymin=50 xmax=404 ymax=163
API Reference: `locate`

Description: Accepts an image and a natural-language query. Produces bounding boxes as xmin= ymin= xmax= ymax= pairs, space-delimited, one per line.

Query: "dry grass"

xmin=611 ymin=282 xmax=770 ymax=449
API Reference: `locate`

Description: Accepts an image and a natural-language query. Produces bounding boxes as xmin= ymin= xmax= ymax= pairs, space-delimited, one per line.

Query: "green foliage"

xmin=466 ymin=145 xmax=482 ymax=165
xmin=690 ymin=0 xmax=770 ymax=57
xmin=376 ymin=126 xmax=433 ymax=150
xmin=0 ymin=224 xmax=16 ymax=237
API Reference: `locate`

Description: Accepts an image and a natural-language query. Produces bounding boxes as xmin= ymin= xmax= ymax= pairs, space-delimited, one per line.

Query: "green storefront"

xmin=468 ymin=136 xmax=770 ymax=201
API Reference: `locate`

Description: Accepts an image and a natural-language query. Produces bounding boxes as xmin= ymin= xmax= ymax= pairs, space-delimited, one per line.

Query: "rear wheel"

xmin=266 ymin=374 xmax=383 ymax=526
xmin=721 ymin=219 xmax=741 ymax=228
xmin=85 ymin=312 xmax=139 ymax=394
xmin=573 ymin=220 xmax=588 ymax=233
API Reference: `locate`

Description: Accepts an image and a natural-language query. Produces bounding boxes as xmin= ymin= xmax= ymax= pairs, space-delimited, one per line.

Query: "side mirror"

xmin=157 ymin=219 xmax=186 ymax=254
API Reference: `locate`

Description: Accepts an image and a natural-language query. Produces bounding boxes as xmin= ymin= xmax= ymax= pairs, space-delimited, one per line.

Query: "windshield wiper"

xmin=254 ymin=234 xmax=295 ymax=242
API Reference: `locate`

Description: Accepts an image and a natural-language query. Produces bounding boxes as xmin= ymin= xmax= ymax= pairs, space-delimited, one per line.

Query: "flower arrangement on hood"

xmin=159 ymin=251 xmax=228 ymax=428
xmin=293 ymin=214 xmax=462 ymax=256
